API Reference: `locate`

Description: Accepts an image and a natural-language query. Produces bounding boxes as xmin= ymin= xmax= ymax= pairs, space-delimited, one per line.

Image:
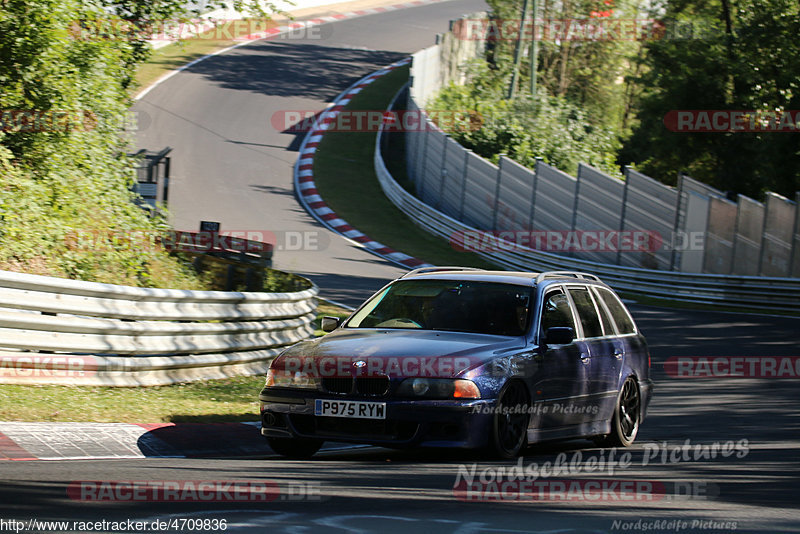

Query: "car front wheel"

xmin=487 ymin=380 xmax=530 ymax=459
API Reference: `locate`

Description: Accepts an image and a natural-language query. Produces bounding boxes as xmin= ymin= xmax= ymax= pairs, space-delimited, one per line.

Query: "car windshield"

xmin=347 ymin=279 xmax=532 ymax=336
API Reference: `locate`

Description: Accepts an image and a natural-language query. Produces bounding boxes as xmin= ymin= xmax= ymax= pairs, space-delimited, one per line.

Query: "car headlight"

xmin=265 ymin=368 xmax=319 ymax=389
xmin=396 ymin=378 xmax=480 ymax=399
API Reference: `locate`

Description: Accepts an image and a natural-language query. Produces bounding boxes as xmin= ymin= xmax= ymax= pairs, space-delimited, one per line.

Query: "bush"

xmin=431 ymin=62 xmax=621 ymax=177
xmin=0 ymin=0 xmax=204 ymax=289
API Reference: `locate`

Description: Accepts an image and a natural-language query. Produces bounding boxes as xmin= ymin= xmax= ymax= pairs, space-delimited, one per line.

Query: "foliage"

xmin=432 ymin=62 xmax=621 ymax=176
xmin=483 ymin=0 xmax=642 ymax=128
xmin=619 ymin=0 xmax=800 ymax=197
xmin=440 ymin=0 xmax=799 ymax=198
xmin=0 ymin=0 xmax=271 ymax=288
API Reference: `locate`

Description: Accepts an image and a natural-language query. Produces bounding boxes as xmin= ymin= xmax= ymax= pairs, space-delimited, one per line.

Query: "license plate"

xmin=314 ymin=399 xmax=386 ymax=419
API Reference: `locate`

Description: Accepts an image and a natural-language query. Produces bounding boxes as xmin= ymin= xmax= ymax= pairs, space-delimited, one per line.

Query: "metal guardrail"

xmin=167 ymin=230 xmax=275 ymax=291
xmin=0 ymin=269 xmax=317 ymax=386
xmin=375 ymin=86 xmax=800 ymax=313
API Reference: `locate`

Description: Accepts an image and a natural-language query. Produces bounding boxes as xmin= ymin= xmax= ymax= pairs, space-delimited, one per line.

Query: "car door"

xmin=574 ymin=286 xmax=625 ymax=421
xmin=532 ymin=286 xmax=591 ymax=429
xmin=591 ymin=287 xmax=640 ymax=417
xmin=561 ymin=285 xmax=610 ymax=425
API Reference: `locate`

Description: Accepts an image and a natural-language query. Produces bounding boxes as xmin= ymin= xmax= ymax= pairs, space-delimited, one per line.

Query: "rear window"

xmin=594 ymin=287 xmax=636 ymax=335
xmin=568 ymin=287 xmax=603 ymax=339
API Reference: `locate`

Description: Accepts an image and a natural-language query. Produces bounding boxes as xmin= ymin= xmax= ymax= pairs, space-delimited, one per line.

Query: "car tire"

xmin=597 ymin=376 xmax=641 ymax=448
xmin=487 ymin=380 xmax=530 ymax=459
xmin=266 ymin=437 xmax=324 ymax=459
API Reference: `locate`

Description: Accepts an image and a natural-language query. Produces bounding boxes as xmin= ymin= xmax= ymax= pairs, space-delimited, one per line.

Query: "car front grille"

xmin=356 ymin=376 xmax=389 ymax=396
xmin=321 ymin=377 xmax=353 ymax=394
xmin=321 ymin=375 xmax=390 ymax=397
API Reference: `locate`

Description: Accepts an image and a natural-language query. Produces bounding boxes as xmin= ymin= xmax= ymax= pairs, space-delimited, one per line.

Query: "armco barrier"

xmin=0 ymin=270 xmax=317 ymax=386
xmin=376 ymin=86 xmax=800 ymax=313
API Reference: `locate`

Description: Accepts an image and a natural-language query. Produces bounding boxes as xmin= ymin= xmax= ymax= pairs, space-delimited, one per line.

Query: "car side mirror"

xmin=321 ymin=316 xmax=341 ymax=332
xmin=544 ymin=327 xmax=575 ymax=346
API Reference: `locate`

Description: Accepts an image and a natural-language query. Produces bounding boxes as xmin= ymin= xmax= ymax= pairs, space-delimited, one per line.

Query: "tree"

xmin=0 ymin=0 xmax=277 ymax=286
xmin=619 ymin=0 xmax=800 ymax=198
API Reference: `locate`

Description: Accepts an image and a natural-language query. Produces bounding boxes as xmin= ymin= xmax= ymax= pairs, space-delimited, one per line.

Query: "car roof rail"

xmin=535 ymin=271 xmax=602 ymax=284
xmin=401 ymin=266 xmax=484 ymax=278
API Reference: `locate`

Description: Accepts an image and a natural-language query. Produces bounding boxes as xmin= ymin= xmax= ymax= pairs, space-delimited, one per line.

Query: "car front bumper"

xmin=260 ymin=389 xmax=496 ymax=449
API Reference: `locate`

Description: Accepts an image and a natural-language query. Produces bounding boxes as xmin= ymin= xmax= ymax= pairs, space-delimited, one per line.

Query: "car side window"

xmin=539 ymin=289 xmax=576 ymax=337
xmin=594 ymin=291 xmax=616 ymax=336
xmin=595 ymin=288 xmax=636 ymax=335
xmin=567 ymin=287 xmax=603 ymax=339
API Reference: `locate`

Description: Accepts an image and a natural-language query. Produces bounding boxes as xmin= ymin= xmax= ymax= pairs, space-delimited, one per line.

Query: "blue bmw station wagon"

xmin=260 ymin=269 xmax=653 ymax=458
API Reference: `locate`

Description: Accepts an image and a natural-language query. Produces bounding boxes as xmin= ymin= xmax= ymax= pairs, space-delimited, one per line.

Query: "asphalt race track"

xmin=1 ymin=304 xmax=798 ymax=531
xmin=1 ymin=2 xmax=798 ymax=532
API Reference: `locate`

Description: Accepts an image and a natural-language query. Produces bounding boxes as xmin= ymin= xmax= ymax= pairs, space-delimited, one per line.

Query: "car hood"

xmin=272 ymin=329 xmax=526 ymax=379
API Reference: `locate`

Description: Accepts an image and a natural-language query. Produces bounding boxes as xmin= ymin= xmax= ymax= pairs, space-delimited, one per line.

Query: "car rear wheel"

xmin=487 ymin=380 xmax=530 ymax=459
xmin=267 ymin=437 xmax=323 ymax=459
xmin=598 ymin=377 xmax=640 ymax=447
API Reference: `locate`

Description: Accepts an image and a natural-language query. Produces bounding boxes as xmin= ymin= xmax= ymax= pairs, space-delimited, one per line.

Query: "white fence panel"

xmin=704 ymin=196 xmax=738 ymax=274
xmin=439 ymin=136 xmax=468 ymax=219
xmin=497 ymin=156 xmax=535 ymax=232
xmin=733 ymin=195 xmax=765 ymax=276
xmin=531 ymin=162 xmax=576 ymax=233
xmin=574 ymin=164 xmax=625 ymax=264
xmin=623 ymin=169 xmax=678 ymax=271
xmin=760 ymin=192 xmax=796 ymax=277
xmin=461 ymin=151 xmax=498 ymax=231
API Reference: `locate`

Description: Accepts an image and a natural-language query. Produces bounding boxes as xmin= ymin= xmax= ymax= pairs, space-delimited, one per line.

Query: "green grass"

xmin=0 ymin=376 xmax=265 ymax=423
xmin=0 ymin=301 xmax=351 ymax=422
xmin=313 ymin=65 xmax=500 ymax=269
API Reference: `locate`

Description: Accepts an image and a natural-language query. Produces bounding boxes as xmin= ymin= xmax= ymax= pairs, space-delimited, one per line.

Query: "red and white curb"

xmin=294 ymin=58 xmax=434 ymax=270
xmin=136 ymin=0 xmax=456 ymax=101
